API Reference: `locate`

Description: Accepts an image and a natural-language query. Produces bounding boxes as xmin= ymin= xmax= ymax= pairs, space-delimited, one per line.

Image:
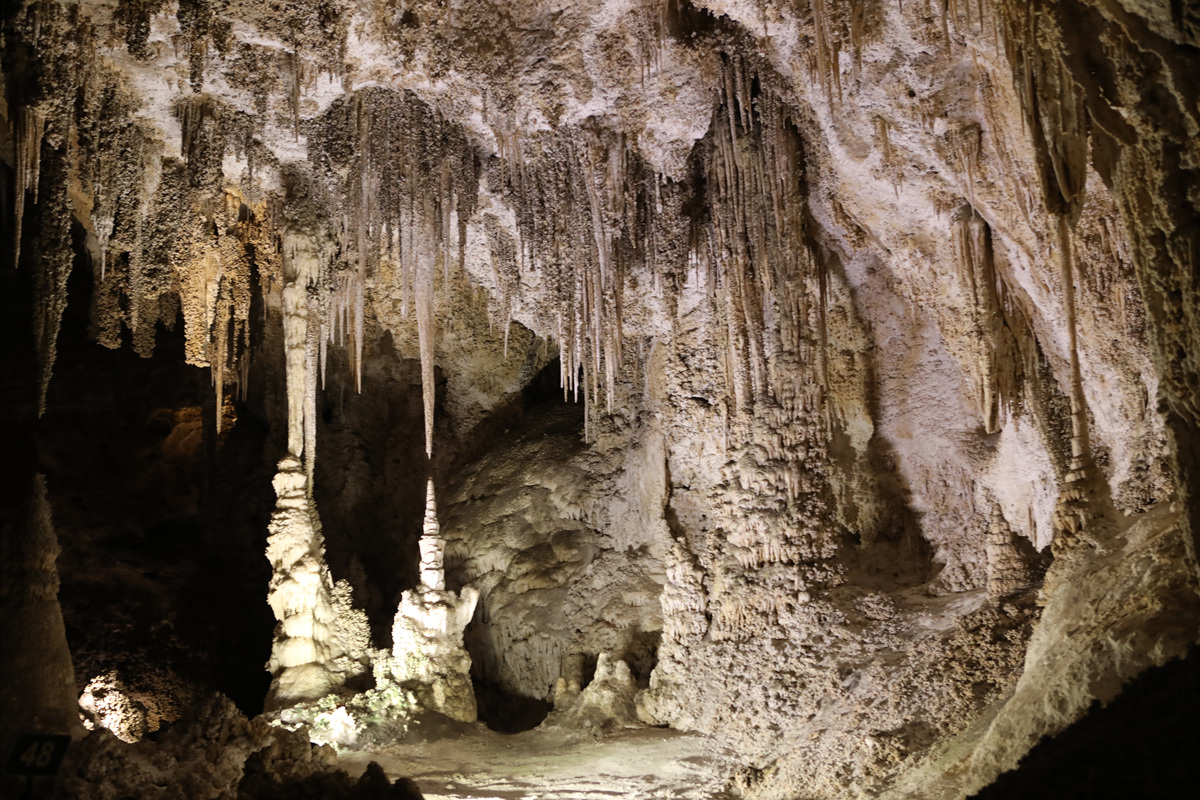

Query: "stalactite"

xmin=417 ymin=217 xmax=437 ymax=459
xmin=94 ymin=205 xmax=115 ymax=281
xmin=950 ymin=123 xmax=983 ymax=208
xmin=14 ymin=106 xmax=46 ymax=269
xmin=307 ymin=87 xmax=479 ymax=457
xmin=810 ymin=0 xmax=842 ymax=104
xmin=287 ymin=51 xmax=303 ymax=141
xmin=875 ymin=116 xmax=893 ymax=164
xmin=952 ymin=205 xmax=1018 ymax=433
xmin=488 ymin=119 xmax=658 ymax=436
xmin=1052 ymin=214 xmax=1094 ymax=546
xmin=305 ymin=285 xmax=321 ymax=493
xmin=998 ymin=0 xmax=1088 ymax=218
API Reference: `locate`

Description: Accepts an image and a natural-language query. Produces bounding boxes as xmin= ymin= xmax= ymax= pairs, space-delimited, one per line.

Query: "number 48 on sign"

xmin=5 ymin=735 xmax=71 ymax=777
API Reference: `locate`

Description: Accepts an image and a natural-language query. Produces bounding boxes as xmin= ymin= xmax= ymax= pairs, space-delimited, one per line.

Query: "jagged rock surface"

xmin=50 ymin=693 xmax=424 ymax=800
xmin=440 ymin=403 xmax=666 ymax=707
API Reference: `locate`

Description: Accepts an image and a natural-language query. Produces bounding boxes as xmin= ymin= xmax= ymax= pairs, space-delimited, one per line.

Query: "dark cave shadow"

xmin=20 ymin=219 xmax=278 ymax=716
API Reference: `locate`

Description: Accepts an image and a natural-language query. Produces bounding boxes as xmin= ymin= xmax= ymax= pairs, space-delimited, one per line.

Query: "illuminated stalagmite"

xmin=379 ymin=480 xmax=479 ymax=723
xmin=263 ymin=227 xmax=371 ymax=708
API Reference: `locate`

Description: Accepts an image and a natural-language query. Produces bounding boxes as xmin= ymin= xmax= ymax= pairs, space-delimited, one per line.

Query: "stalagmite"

xmin=263 ymin=457 xmax=370 ymax=709
xmin=264 ymin=229 xmax=369 ymax=709
xmin=417 ymin=480 xmax=446 ymax=591
xmin=986 ymin=504 xmax=1037 ymax=599
xmin=1052 ymin=214 xmax=1094 ymax=546
xmin=5 ymin=3 xmax=1194 ymax=797
xmin=379 ymin=478 xmax=480 ymax=722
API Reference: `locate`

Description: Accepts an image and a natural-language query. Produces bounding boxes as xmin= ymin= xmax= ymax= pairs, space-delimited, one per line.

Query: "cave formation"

xmin=1 ymin=0 xmax=1198 ymax=798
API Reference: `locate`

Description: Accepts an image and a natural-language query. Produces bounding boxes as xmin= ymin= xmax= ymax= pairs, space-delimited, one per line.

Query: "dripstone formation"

xmin=381 ymin=480 xmax=479 ymax=724
xmin=2 ymin=1 xmax=1198 ymax=799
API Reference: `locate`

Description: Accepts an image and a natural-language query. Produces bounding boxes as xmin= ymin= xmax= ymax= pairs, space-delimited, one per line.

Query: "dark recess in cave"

xmin=314 ymin=331 xmax=429 ymax=648
xmin=439 ymin=351 xmax=582 ymax=484
xmin=970 ymin=645 xmax=1200 ymax=799
xmin=314 ymin=332 xmax=577 ymax=651
xmin=471 ymin=678 xmax=553 ymax=734
xmin=664 ymin=0 xmax=720 ymax=44
xmin=2 ymin=217 xmax=279 ymax=716
xmin=459 ymin=356 xmax=584 ymax=734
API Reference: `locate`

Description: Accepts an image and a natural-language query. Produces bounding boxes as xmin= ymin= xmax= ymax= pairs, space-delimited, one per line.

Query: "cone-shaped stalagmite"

xmin=385 ymin=479 xmax=479 ymax=722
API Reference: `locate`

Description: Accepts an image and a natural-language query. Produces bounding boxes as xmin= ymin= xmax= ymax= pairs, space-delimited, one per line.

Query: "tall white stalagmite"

xmin=383 ymin=478 xmax=480 ymax=722
xmin=418 ymin=479 xmax=446 ymax=591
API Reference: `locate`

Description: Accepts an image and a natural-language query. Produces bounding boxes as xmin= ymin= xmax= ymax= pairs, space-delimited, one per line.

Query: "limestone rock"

xmin=2 ymin=0 xmax=1197 ymax=797
xmin=379 ymin=480 xmax=480 ymax=723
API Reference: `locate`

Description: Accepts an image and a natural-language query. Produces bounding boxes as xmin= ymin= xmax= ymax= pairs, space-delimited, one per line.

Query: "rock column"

xmin=0 ymin=476 xmax=84 ymax=796
xmin=264 ymin=232 xmax=369 ymax=709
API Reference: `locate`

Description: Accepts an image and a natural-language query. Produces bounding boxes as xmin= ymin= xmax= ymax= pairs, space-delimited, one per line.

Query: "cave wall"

xmin=2 ymin=1 xmax=1198 ymax=798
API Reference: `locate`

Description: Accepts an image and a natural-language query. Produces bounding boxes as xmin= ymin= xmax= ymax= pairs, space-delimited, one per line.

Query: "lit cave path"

xmin=338 ymin=726 xmax=739 ymax=800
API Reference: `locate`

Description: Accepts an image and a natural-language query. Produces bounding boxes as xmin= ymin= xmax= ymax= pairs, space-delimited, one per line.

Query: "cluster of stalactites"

xmin=492 ymin=53 xmax=833 ymax=441
xmin=994 ymin=0 xmax=1098 ymax=548
xmin=808 ymin=0 xmax=1006 ymax=106
xmin=698 ymin=54 xmax=830 ymax=422
xmin=200 ymin=192 xmax=268 ymax=435
xmin=807 ymin=0 xmax=869 ymax=103
xmin=951 ymin=206 xmax=1022 ymax=434
xmin=489 ymin=119 xmax=673 ymax=441
xmin=12 ymin=105 xmax=46 ymax=272
xmin=309 ymin=88 xmax=480 ymax=458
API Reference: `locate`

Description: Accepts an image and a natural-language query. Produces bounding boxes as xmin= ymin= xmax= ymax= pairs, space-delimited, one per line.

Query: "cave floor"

xmin=339 ymin=725 xmax=739 ymax=800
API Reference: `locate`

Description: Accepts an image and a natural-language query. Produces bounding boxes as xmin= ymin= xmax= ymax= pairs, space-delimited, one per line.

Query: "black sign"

xmin=5 ymin=735 xmax=71 ymax=777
